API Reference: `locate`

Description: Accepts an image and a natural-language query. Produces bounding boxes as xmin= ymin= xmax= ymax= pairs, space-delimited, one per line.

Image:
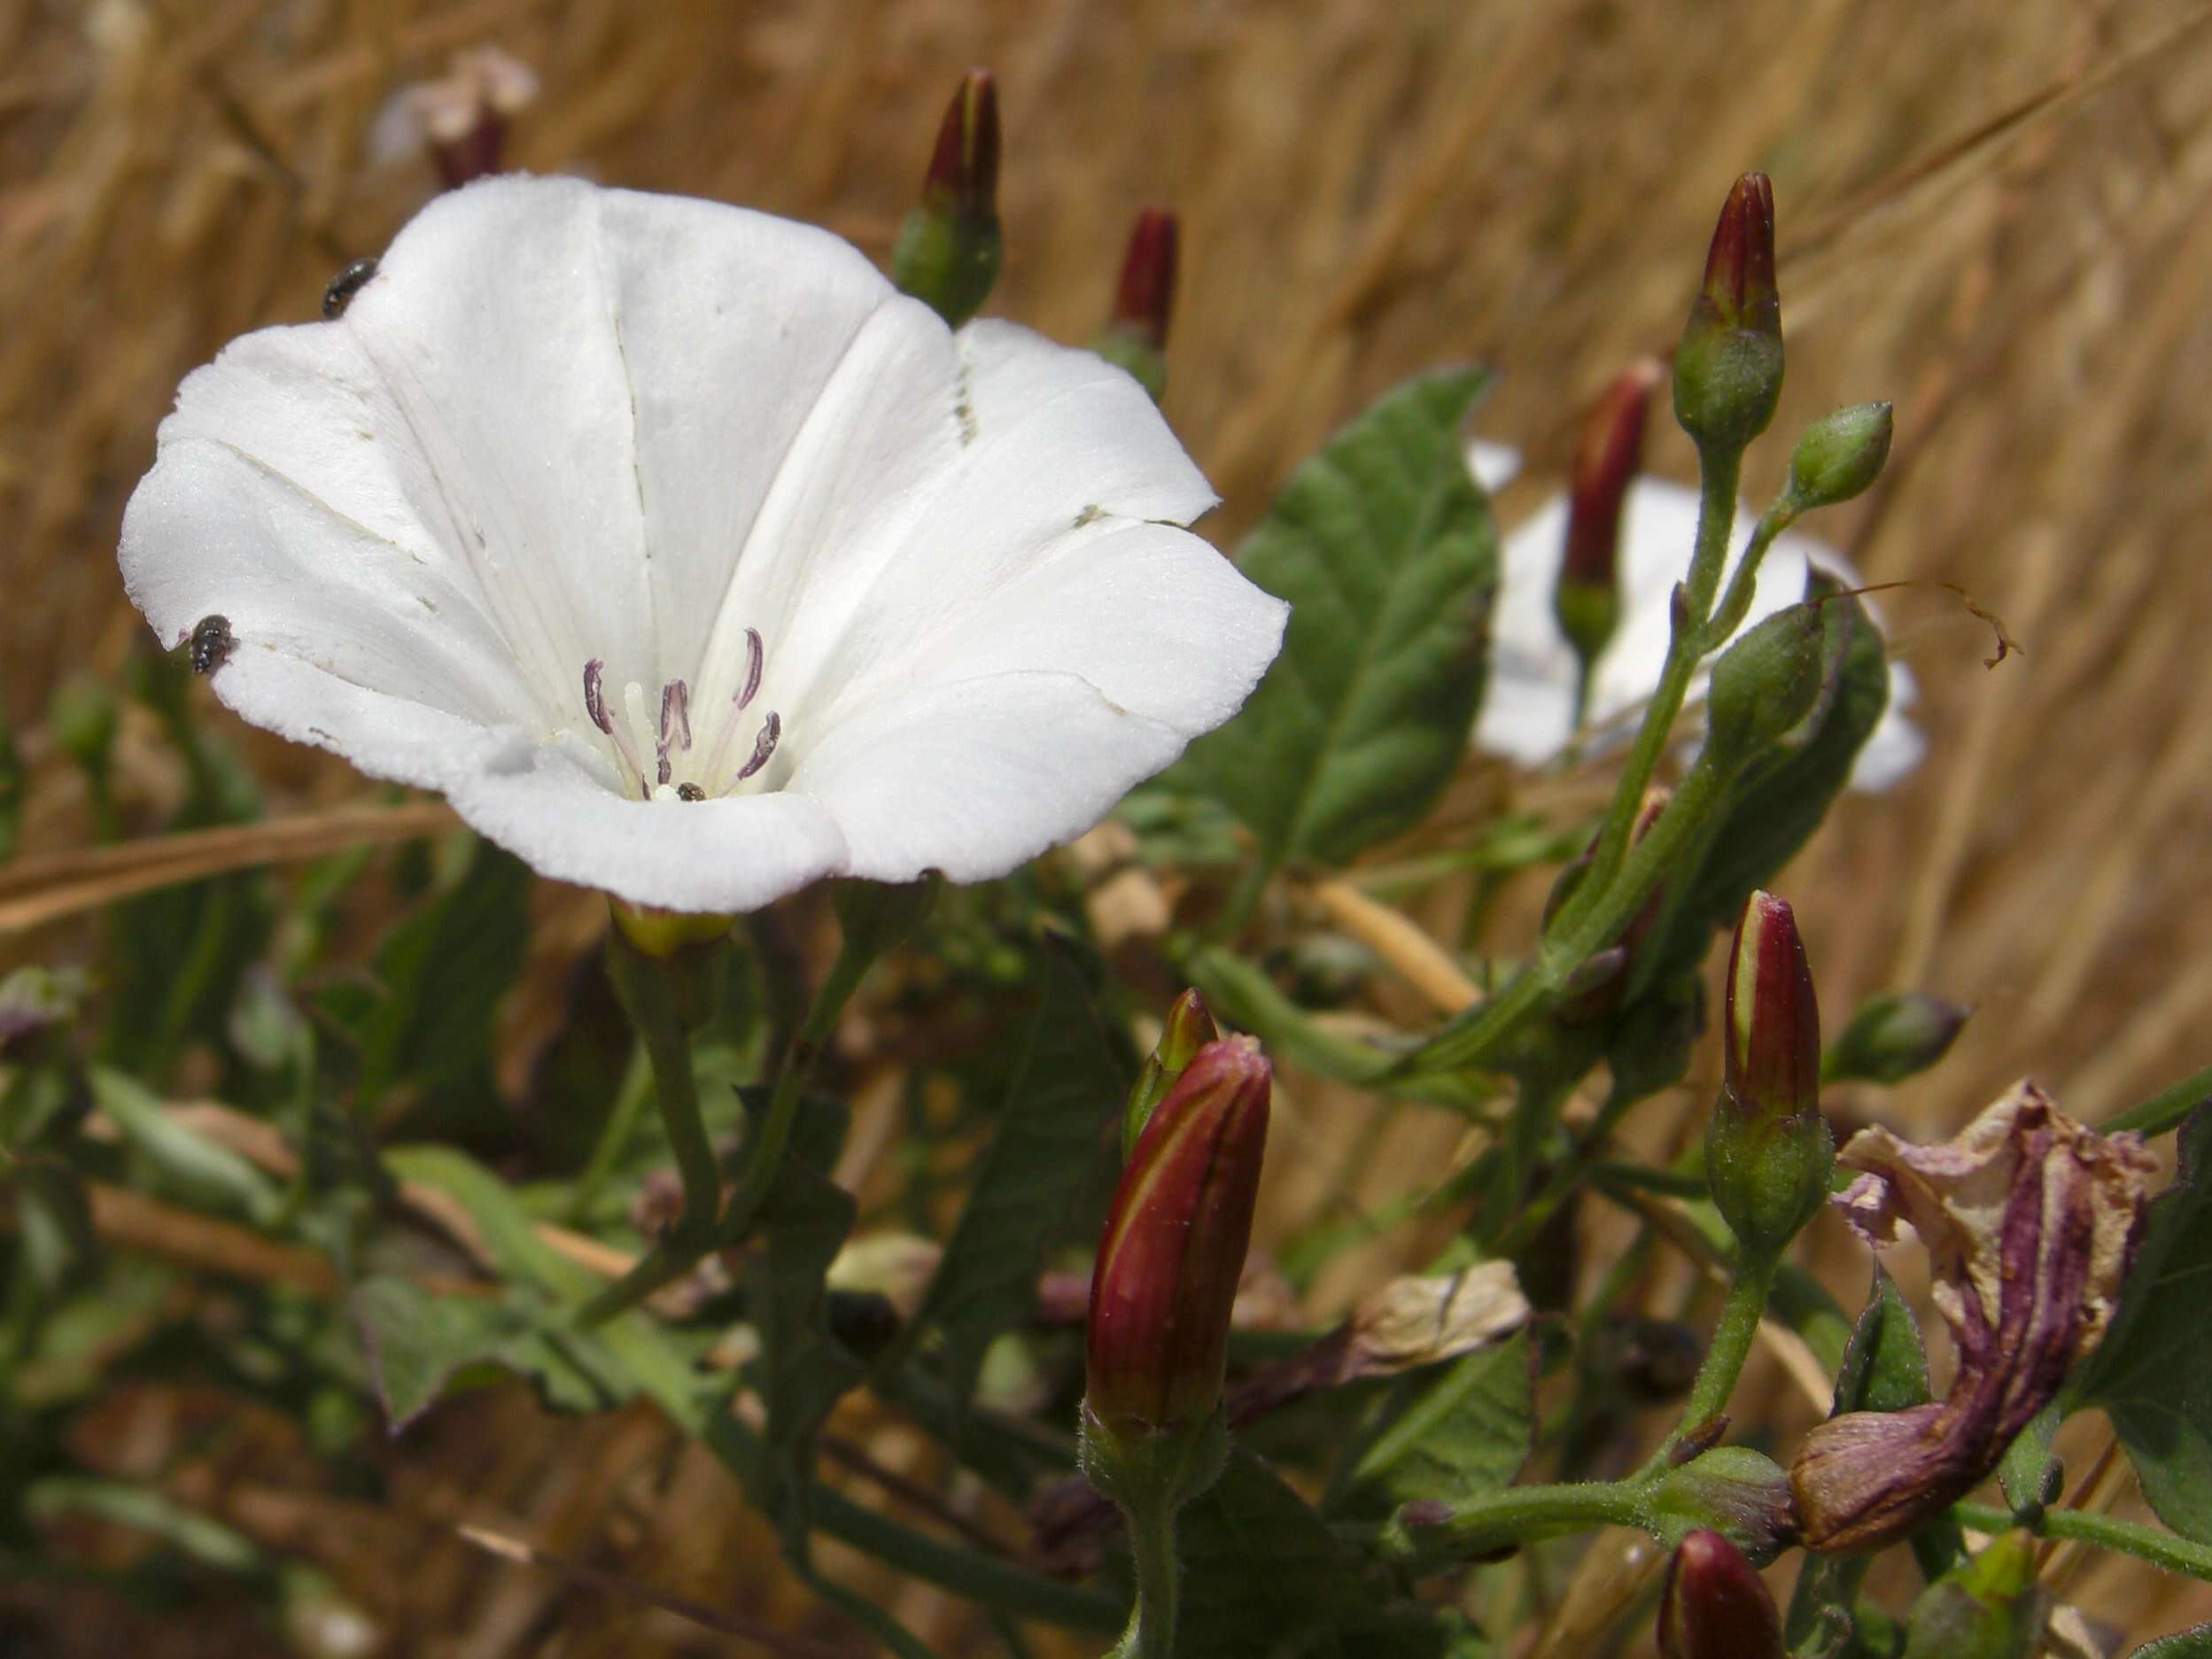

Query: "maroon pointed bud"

xmin=1794 ymin=1082 xmax=2155 ymax=1553
xmin=1555 ymin=358 xmax=1664 ymax=671
xmin=1699 ymin=174 xmax=1779 ymax=333
xmin=922 ymin=67 xmax=1000 ymax=218
xmin=1094 ymin=208 xmax=1179 ymax=400
xmin=1086 ymin=1038 xmax=1270 ymax=1440
xmin=1673 ymin=174 xmax=1784 ymax=454
xmin=1704 ymin=891 xmax=1832 ymax=1259
xmin=1657 ymin=1530 xmax=1784 ymax=1659
xmin=1123 ymin=988 xmax=1220 ymax=1157
xmin=1112 ymin=208 xmax=1178 ymax=351
xmin=381 ymin=46 xmax=539 ymax=190
xmin=893 ymin=69 xmax=1004 ymax=326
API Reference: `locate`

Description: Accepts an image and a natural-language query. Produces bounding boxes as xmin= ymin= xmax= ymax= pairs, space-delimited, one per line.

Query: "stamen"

xmin=735 ymin=710 xmax=781 ymax=782
xmin=737 ymin=628 xmax=764 ymax=711
xmin=583 ymin=659 xmax=611 ymax=733
xmin=660 ymin=680 xmax=692 ymax=750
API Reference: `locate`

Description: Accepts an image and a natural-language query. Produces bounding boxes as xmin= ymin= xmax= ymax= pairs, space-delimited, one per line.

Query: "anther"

xmin=737 ymin=628 xmax=764 ymax=711
xmin=735 ymin=711 xmax=782 ymax=781
xmin=583 ymin=659 xmax=612 ymax=733
xmin=659 ymin=680 xmax=692 ymax=750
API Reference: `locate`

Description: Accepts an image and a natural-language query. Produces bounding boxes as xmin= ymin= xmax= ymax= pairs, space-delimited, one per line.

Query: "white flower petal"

xmin=786 ymin=319 xmax=1226 ymax=729
xmin=790 ymin=672 xmax=1187 ymax=883
xmin=1474 ymin=477 xmax=1925 ymax=793
xmin=1466 ymin=438 xmax=1523 ymax=495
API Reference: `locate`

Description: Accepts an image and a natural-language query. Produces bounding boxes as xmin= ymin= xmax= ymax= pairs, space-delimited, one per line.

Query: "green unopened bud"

xmin=891 ymin=68 xmax=1003 ymax=328
xmin=1704 ymin=891 xmax=1832 ymax=1259
xmin=1657 ymin=1528 xmax=1784 ymax=1659
xmin=1787 ymin=402 xmax=1892 ymax=510
xmin=1556 ymin=358 xmax=1665 ymax=673
xmin=1702 ymin=600 xmax=1825 ymax=774
xmin=1822 ymin=991 xmax=1970 ymax=1085
xmin=1124 ymin=988 xmax=1219 ymax=1157
xmin=1902 ymin=1531 xmax=2045 ymax=1659
xmin=1084 ymin=1038 xmax=1269 ymax=1447
xmin=49 ymin=671 xmax=118 ymax=777
xmin=1092 ymin=206 xmax=1177 ymax=402
xmin=1673 ymin=174 xmax=1783 ymax=455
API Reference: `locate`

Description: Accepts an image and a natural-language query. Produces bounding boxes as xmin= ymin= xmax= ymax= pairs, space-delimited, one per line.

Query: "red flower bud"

xmin=1564 ymin=358 xmax=1664 ymax=591
xmin=1657 ymin=1530 xmax=1784 ymax=1659
xmin=1705 ymin=891 xmax=1832 ymax=1257
xmin=1093 ymin=207 xmax=1179 ymax=402
xmin=1554 ymin=357 xmax=1662 ymax=675
xmin=1673 ymin=173 xmax=1784 ymax=454
xmin=1086 ymin=1038 xmax=1270 ymax=1439
xmin=1111 ymin=207 xmax=1178 ymax=352
xmin=894 ymin=69 xmax=1004 ymax=327
xmin=1697 ymin=173 xmax=1779 ymax=335
xmin=920 ymin=67 xmax=1000 ymax=219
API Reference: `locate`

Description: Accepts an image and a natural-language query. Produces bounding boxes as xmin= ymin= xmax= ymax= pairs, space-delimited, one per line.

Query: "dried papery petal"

xmin=1792 ymin=1081 xmax=2155 ymax=1551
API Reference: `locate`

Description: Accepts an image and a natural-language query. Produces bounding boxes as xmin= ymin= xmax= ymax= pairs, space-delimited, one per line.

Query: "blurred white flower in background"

xmin=120 ymin=175 xmax=1286 ymax=911
xmin=1465 ymin=438 xmax=1924 ymax=792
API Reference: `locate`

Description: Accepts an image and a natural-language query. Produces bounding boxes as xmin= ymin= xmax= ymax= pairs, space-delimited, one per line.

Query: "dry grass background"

xmin=7 ymin=0 xmax=2212 ymax=1652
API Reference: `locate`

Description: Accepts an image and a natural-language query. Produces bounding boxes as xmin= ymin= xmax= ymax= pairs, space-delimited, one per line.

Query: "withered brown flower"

xmin=1791 ymin=1080 xmax=2155 ymax=1553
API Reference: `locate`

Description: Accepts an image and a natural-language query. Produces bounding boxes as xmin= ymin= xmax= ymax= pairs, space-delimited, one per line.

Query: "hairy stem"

xmin=1644 ymin=1250 xmax=1775 ymax=1474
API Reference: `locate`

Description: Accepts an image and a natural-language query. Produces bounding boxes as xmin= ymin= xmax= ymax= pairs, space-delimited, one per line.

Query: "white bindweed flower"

xmin=1465 ymin=441 xmax=1923 ymax=793
xmin=120 ymin=175 xmax=1287 ymax=911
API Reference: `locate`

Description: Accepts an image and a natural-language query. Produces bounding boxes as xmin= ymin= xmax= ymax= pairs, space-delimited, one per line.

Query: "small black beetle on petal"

xmin=189 ymin=614 xmax=234 ymax=675
xmin=322 ymin=257 xmax=379 ymax=320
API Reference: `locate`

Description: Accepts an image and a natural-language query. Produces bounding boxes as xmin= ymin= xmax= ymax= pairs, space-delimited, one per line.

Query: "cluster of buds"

xmin=892 ymin=69 xmax=1004 ymax=327
xmin=1704 ymin=891 xmax=1833 ymax=1260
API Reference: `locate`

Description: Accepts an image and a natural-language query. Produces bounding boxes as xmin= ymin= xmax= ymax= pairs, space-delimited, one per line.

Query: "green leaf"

xmin=1657 ymin=574 xmax=1890 ymax=980
xmin=381 ymin=1143 xmax=594 ymax=1299
xmin=1176 ymin=1450 xmax=1390 ymax=1657
xmin=1170 ymin=368 xmax=1499 ymax=869
xmin=350 ymin=1275 xmax=623 ymax=1431
xmin=1835 ymin=1264 xmax=1931 ymax=1415
xmin=2137 ymin=1627 xmax=2212 ymax=1657
xmin=1998 ymin=1399 xmax=2061 ymax=1512
xmin=2076 ymin=1106 xmax=2212 ymax=1541
xmin=348 ymin=837 xmax=530 ymax=1112
xmin=904 ymin=934 xmax=1123 ymax=1402
xmin=89 ymin=1066 xmax=284 ymax=1226
xmin=749 ymin=1097 xmax=863 ymax=1544
xmin=1331 ymin=1328 xmax=1532 ymax=1521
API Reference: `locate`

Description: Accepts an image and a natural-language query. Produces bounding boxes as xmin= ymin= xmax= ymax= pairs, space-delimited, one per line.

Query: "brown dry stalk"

xmin=455 ymin=1522 xmax=856 ymax=1658
xmin=1300 ymin=876 xmax=1483 ymax=1015
xmin=0 ymin=799 xmax=461 ymax=934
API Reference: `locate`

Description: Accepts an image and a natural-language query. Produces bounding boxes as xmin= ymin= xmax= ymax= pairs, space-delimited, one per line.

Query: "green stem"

xmin=564 ymin=1042 xmax=653 ymax=1223
xmin=602 ymin=931 xmax=723 ymax=1232
xmin=721 ymin=926 xmax=879 ymax=1233
xmin=1952 ymin=1500 xmax=2212 ymax=1583
xmin=1697 ymin=499 xmax=1797 ymax=652
xmin=1108 ymin=1493 xmax=1182 ymax=1659
xmin=1382 ymin=1477 xmax=1649 ymax=1567
xmin=1564 ymin=446 xmax=1741 ymax=907
xmin=1645 ymin=1250 xmax=1774 ymax=1474
xmin=576 ymin=918 xmax=883 ymax=1328
xmin=1404 ymin=754 xmax=1730 ymax=1079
